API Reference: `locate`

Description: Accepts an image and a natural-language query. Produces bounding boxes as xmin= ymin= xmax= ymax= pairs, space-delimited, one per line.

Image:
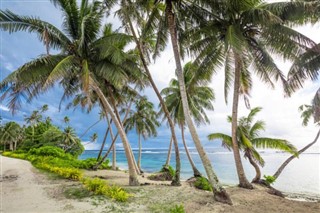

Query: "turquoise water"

xmin=80 ymin=148 xmax=320 ymax=197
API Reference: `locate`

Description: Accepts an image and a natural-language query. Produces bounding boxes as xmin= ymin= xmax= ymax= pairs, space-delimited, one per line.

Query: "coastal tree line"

xmin=0 ymin=0 xmax=320 ymax=205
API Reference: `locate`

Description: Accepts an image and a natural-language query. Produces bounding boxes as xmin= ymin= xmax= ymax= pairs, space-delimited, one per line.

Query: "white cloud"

xmin=81 ymin=141 xmax=103 ymax=150
xmin=0 ymin=104 xmax=10 ymax=112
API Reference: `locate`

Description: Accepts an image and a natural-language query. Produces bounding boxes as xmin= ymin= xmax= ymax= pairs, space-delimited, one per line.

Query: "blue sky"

xmin=1 ymin=1 xmax=320 ymax=152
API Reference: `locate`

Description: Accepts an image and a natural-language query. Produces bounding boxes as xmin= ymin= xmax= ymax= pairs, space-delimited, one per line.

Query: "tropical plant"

xmin=0 ymin=121 xmax=24 ymax=151
xmin=272 ymin=99 xmax=320 ymax=180
xmin=124 ymin=96 xmax=160 ymax=172
xmin=208 ymin=107 xmax=297 ymax=183
xmin=140 ymin=0 xmax=231 ymax=203
xmin=114 ymin=0 xmax=183 ymax=186
xmin=185 ymin=0 xmax=316 ymax=189
xmin=0 ymin=0 xmax=141 ymax=185
xmin=161 ymin=62 xmax=215 ymax=177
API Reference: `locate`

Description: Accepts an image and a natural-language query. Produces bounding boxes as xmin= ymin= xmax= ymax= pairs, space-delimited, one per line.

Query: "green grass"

xmin=64 ymin=187 xmax=92 ymax=199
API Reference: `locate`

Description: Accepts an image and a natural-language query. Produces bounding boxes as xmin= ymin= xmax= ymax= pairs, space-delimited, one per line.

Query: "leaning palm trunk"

xmin=106 ymin=114 xmax=117 ymax=170
xmin=125 ymin=13 xmax=181 ymax=185
xmin=273 ymin=127 xmax=320 ymax=179
xmin=181 ymin=125 xmax=201 ymax=177
xmin=165 ymin=136 xmax=173 ymax=166
xmin=97 ymin=122 xmax=111 ymax=160
xmin=80 ymin=119 xmax=101 ymax=138
xmin=245 ymin=151 xmax=261 ymax=183
xmin=231 ymin=54 xmax=253 ymax=189
xmin=166 ymin=6 xmax=231 ymax=204
xmin=90 ymin=77 xmax=139 ymax=186
xmin=93 ymin=100 xmax=134 ymax=169
xmin=109 ymin=95 xmax=141 ymax=175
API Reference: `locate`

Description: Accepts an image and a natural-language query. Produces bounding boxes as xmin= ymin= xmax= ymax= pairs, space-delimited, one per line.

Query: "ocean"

xmin=80 ymin=147 xmax=320 ymax=197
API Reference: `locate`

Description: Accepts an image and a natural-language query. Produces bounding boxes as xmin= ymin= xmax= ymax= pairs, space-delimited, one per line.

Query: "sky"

xmin=0 ymin=0 xmax=319 ymax=152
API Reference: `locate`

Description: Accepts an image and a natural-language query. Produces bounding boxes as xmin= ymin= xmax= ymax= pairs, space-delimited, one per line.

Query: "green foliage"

xmin=264 ymin=175 xmax=276 ymax=185
xmin=36 ymin=163 xmax=83 ymax=180
xmin=169 ymin=205 xmax=185 ymax=213
xmin=78 ymin=158 xmax=111 ymax=170
xmin=106 ymin=185 xmax=131 ymax=202
xmin=160 ymin=165 xmax=175 ymax=178
xmin=194 ymin=176 xmax=212 ymax=191
xmin=81 ymin=178 xmax=130 ymax=202
xmin=81 ymin=178 xmax=109 ymax=195
xmin=29 ymin=146 xmax=71 ymax=159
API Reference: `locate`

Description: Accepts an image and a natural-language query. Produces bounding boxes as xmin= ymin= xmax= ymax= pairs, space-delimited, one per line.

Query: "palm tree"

xmin=0 ymin=0 xmax=141 ymax=185
xmin=141 ymin=0 xmax=231 ymax=203
xmin=114 ymin=0 xmax=183 ymax=186
xmin=24 ymin=110 xmax=43 ymax=144
xmin=273 ymin=97 xmax=320 ymax=180
xmin=124 ymin=96 xmax=160 ymax=172
xmin=186 ymin=0 xmax=316 ymax=189
xmin=208 ymin=107 xmax=297 ymax=183
xmin=0 ymin=121 xmax=24 ymax=151
xmin=63 ymin=116 xmax=70 ymax=125
xmin=161 ymin=62 xmax=215 ymax=177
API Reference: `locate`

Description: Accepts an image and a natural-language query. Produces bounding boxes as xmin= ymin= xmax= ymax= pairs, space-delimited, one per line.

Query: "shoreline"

xmin=115 ymin=166 xmax=320 ymax=202
xmin=2 ymin=156 xmax=320 ymax=213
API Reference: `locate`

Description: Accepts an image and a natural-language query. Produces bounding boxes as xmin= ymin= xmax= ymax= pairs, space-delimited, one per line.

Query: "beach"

xmin=80 ymin=148 xmax=320 ymax=197
xmin=1 ymin=156 xmax=319 ymax=213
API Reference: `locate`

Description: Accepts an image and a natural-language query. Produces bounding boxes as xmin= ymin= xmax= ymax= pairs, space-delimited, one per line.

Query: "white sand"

xmin=1 ymin=156 xmax=319 ymax=213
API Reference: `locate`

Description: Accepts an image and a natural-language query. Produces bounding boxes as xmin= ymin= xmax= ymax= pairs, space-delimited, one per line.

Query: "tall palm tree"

xmin=208 ymin=107 xmax=297 ymax=183
xmin=161 ymin=62 xmax=215 ymax=177
xmin=186 ymin=0 xmax=316 ymax=189
xmin=124 ymin=96 xmax=160 ymax=172
xmin=114 ymin=0 xmax=183 ymax=185
xmin=140 ymin=0 xmax=232 ymax=203
xmin=273 ymin=97 xmax=320 ymax=180
xmin=24 ymin=110 xmax=43 ymax=144
xmin=0 ymin=0 xmax=141 ymax=185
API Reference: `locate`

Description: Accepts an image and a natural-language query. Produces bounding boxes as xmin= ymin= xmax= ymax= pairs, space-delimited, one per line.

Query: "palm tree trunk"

xmin=97 ymin=125 xmax=110 ymax=160
xmin=106 ymin=114 xmax=117 ymax=171
xmin=125 ymin=9 xmax=181 ymax=185
xmin=245 ymin=151 xmax=261 ymax=183
xmin=90 ymin=77 xmax=139 ymax=186
xmin=112 ymin=144 xmax=116 ymax=170
xmin=108 ymin=91 xmax=141 ymax=175
xmin=165 ymin=136 xmax=173 ymax=166
xmin=80 ymin=119 xmax=101 ymax=138
xmin=180 ymin=124 xmax=201 ymax=177
xmin=232 ymin=53 xmax=253 ymax=189
xmin=93 ymin=101 xmax=133 ymax=169
xmin=273 ymin=127 xmax=320 ymax=179
xmin=138 ymin=134 xmax=142 ymax=171
xmin=9 ymin=142 xmax=13 ymax=151
xmin=166 ymin=4 xmax=231 ymax=204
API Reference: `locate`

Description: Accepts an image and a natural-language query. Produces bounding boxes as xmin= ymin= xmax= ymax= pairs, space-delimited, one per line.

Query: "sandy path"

xmin=0 ymin=156 xmax=106 ymax=213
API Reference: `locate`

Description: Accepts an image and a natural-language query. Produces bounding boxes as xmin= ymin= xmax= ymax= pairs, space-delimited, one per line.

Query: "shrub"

xmin=194 ymin=176 xmax=212 ymax=191
xmin=29 ymin=146 xmax=72 ymax=159
xmin=264 ymin=175 xmax=276 ymax=185
xmin=169 ymin=204 xmax=185 ymax=213
xmin=161 ymin=165 xmax=175 ymax=178
xmin=106 ymin=185 xmax=131 ymax=202
xmin=36 ymin=163 xmax=83 ymax=180
xmin=2 ymin=152 xmax=27 ymax=160
xmin=81 ymin=178 xmax=108 ymax=195
xmin=78 ymin=158 xmax=111 ymax=170
xmin=81 ymin=178 xmax=130 ymax=202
